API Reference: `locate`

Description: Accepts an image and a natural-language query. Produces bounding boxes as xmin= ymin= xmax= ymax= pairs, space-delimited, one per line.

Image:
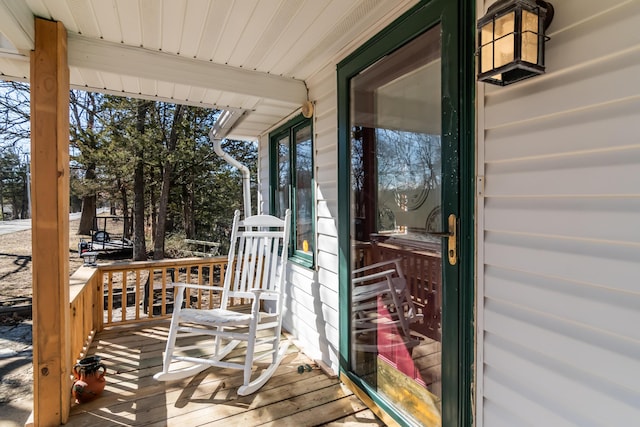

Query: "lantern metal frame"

xmin=81 ymin=251 xmax=98 ymax=266
xmin=477 ymin=0 xmax=554 ymax=86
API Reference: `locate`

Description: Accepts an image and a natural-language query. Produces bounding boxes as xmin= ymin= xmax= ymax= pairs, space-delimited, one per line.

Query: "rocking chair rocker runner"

xmin=154 ymin=209 xmax=291 ymax=396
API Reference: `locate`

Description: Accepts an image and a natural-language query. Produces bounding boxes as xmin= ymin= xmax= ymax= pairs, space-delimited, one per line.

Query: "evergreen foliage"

xmin=0 ymin=80 xmax=257 ymax=257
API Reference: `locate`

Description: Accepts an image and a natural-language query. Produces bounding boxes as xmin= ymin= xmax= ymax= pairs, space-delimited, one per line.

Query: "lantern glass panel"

xmin=494 ymin=12 xmax=515 ymax=69
xmin=521 ymin=9 xmax=539 ymax=64
xmin=480 ymin=21 xmax=494 ymax=73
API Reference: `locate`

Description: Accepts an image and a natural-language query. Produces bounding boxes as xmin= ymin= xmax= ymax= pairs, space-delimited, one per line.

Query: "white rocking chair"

xmin=154 ymin=209 xmax=291 ymax=396
xmin=352 ymin=259 xmax=423 ymax=352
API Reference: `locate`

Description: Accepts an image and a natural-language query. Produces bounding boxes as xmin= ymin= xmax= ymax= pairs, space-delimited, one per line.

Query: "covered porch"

xmin=65 ymin=322 xmax=379 ymax=426
xmin=65 ymin=258 xmax=387 ymax=426
xmin=0 ymin=1 xmax=446 ymax=425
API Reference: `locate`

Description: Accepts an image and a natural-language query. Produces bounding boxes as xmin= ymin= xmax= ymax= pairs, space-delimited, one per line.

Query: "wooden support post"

xmin=30 ymin=17 xmax=71 ymax=425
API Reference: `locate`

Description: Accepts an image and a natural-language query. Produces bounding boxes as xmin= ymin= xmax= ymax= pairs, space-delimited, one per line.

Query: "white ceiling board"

xmin=25 ymin=0 xmax=49 ymax=21
xmin=173 ymin=83 xmax=192 ymax=103
xmin=213 ymin=0 xmax=258 ymax=65
xmin=99 ymin=71 xmax=124 ymax=93
xmin=156 ymin=80 xmax=175 ymax=100
xmin=243 ymin=0 xmax=304 ymax=73
xmin=186 ymin=86 xmax=206 ymax=104
xmin=237 ymin=95 xmax=262 ymax=111
xmin=139 ymin=0 xmax=162 ymax=50
xmin=41 ymin=0 xmax=79 ymax=34
xmin=121 ymin=76 xmax=142 ymax=96
xmin=90 ymin=0 xmax=120 ymax=42
xmin=117 ymin=0 xmax=143 ymax=46
xmin=257 ymin=0 xmax=330 ymax=74
xmin=215 ymin=92 xmax=259 ymax=110
xmin=226 ymin=0 xmax=281 ymax=68
xmin=284 ymin=0 xmax=410 ymax=79
xmin=178 ymin=0 xmax=211 ymax=59
xmin=284 ymin=0 xmax=383 ymax=78
xmin=76 ymin=68 xmax=104 ymax=89
xmin=69 ymin=67 xmax=84 ymax=87
xmin=68 ymin=0 xmax=100 ymax=38
xmin=139 ymin=77 xmax=157 ymax=97
xmin=161 ymin=0 xmax=186 ymax=54
xmin=195 ymin=0 xmax=231 ymax=61
xmin=0 ymin=57 xmax=29 ymax=81
xmin=201 ymin=88 xmax=224 ymax=106
xmin=0 ymin=0 xmax=35 ymax=53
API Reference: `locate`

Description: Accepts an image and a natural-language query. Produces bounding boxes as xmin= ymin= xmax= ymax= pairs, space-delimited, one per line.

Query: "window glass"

xmin=275 ymin=135 xmax=290 ymax=219
xmin=270 ymin=116 xmax=314 ymax=266
xmin=295 ymin=124 xmax=313 ymax=255
xmin=349 ymin=26 xmax=443 ymax=423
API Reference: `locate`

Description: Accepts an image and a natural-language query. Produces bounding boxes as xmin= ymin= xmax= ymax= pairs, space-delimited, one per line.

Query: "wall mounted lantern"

xmin=477 ymin=0 xmax=554 ymax=85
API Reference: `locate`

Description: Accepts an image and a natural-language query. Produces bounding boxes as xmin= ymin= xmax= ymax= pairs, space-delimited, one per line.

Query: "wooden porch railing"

xmin=374 ymin=242 xmax=442 ymax=342
xmin=355 ymin=239 xmax=442 ymax=342
xmin=68 ymin=257 xmax=229 ymax=365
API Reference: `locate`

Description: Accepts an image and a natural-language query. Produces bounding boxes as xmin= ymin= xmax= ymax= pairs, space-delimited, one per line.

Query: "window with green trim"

xmin=270 ymin=115 xmax=314 ymax=267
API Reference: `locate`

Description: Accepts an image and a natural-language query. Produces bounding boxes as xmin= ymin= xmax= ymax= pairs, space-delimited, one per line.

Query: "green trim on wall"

xmin=337 ymin=1 xmax=475 ymax=426
xmin=268 ymin=114 xmax=315 ymax=268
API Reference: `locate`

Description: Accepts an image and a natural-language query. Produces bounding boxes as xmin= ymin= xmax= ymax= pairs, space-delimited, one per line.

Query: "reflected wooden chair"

xmin=154 ymin=209 xmax=291 ymax=396
xmin=352 ymin=259 xmax=423 ymax=352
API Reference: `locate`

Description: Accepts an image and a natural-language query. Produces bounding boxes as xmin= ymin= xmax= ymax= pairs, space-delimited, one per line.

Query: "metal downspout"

xmin=208 ymin=110 xmax=251 ymax=218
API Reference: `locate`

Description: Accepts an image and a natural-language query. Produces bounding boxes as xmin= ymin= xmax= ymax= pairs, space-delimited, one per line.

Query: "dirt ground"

xmin=0 ymin=220 xmax=85 ymax=301
xmin=0 ymin=220 xmax=86 ymax=425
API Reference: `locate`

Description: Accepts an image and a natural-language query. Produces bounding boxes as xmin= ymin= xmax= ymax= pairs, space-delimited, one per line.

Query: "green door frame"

xmin=336 ymin=1 xmax=475 ymax=425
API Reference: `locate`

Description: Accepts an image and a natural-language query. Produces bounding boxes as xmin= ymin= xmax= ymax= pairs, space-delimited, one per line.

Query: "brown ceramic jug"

xmin=72 ymin=355 xmax=107 ymax=403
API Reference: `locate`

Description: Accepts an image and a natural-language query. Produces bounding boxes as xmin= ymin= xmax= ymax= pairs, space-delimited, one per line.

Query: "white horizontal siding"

xmin=254 ymin=55 xmax=344 ymax=372
xmin=486 ymin=148 xmax=640 ymax=197
xmin=479 ymin=0 xmax=640 ymax=425
xmin=485 ymin=197 xmax=640 ymax=244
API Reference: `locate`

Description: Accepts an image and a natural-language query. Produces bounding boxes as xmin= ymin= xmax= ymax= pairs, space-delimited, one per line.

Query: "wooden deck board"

xmin=67 ymin=321 xmax=384 ymax=426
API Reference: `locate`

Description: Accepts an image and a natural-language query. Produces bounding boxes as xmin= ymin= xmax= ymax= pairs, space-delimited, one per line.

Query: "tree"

xmin=152 ymin=103 xmax=184 ymax=259
xmin=0 ymin=79 xmax=258 ymax=259
xmin=100 ymin=96 xmax=153 ymax=260
xmin=70 ymin=90 xmax=106 ymax=234
xmin=0 ymin=147 xmax=28 ymax=219
xmin=0 ymin=81 xmax=31 ymax=220
xmin=0 ymin=81 xmax=30 ymax=151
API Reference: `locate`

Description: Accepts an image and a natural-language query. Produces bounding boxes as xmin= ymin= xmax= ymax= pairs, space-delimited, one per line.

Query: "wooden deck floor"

xmin=67 ymin=321 xmax=385 ymax=426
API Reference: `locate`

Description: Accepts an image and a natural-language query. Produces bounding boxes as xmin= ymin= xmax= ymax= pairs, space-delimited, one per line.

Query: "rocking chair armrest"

xmin=172 ymin=283 xmax=225 ymax=292
xmin=352 ymin=258 xmax=402 ymax=275
xmin=352 ymin=268 xmax=396 ymax=285
xmin=249 ymin=288 xmax=280 ymax=299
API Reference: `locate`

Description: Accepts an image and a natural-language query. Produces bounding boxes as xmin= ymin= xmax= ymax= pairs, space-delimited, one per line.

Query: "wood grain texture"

xmin=66 ymin=322 xmax=384 ymax=426
xmin=30 ymin=17 xmax=70 ymax=425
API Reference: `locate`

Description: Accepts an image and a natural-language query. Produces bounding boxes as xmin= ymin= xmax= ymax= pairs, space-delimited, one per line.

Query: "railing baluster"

xmin=121 ymin=271 xmax=127 ymax=322
xmin=197 ymin=265 xmax=203 ymax=309
xmin=107 ymin=272 xmax=113 ymax=324
xmin=161 ymin=269 xmax=167 ymax=316
xmin=88 ymin=257 xmax=227 ymax=327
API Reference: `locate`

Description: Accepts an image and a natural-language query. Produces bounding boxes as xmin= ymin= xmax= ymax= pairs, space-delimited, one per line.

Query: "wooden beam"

xmin=30 ymin=17 xmax=71 ymax=426
xmin=67 ymin=33 xmax=308 ymax=105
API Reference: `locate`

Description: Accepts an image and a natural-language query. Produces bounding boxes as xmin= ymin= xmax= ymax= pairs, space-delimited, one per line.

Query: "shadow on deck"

xmin=66 ymin=320 xmax=385 ymax=426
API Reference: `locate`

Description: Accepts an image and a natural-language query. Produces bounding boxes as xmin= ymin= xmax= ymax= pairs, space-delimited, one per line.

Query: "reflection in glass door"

xmin=349 ymin=25 xmax=444 ymax=425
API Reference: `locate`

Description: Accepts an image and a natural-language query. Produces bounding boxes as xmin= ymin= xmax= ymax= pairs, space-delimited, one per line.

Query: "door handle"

xmin=427 ymin=213 xmax=457 ymax=265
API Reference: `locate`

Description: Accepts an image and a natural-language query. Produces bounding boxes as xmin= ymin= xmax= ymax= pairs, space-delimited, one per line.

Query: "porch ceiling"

xmin=0 ymin=0 xmax=417 ymax=140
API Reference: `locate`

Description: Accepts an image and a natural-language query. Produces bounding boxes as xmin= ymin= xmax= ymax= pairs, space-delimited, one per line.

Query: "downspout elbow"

xmin=209 ymin=130 xmax=252 ymax=218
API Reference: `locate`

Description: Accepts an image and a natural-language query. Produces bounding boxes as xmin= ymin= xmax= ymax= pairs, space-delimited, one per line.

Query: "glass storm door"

xmin=346 ymin=22 xmax=457 ymax=426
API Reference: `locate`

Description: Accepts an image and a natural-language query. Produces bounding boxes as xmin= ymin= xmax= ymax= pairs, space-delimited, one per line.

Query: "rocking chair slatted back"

xmin=223 ymin=210 xmax=290 ymax=308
